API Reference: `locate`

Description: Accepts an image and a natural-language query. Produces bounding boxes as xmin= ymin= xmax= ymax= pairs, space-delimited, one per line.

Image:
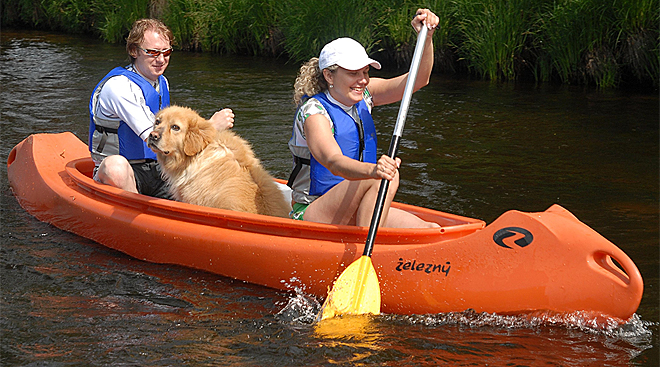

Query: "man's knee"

xmin=97 ymin=155 xmax=132 ymax=186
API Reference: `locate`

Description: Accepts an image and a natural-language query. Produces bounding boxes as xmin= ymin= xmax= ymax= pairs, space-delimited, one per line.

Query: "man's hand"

xmin=209 ymin=108 xmax=235 ymax=130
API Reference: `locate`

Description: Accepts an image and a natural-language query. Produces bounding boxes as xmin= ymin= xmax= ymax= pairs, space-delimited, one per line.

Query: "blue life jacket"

xmin=88 ymin=66 xmax=170 ymax=161
xmin=308 ymin=92 xmax=378 ymax=196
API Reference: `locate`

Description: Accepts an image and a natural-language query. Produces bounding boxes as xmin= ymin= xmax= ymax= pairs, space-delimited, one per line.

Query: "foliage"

xmin=537 ymin=0 xmax=658 ymax=87
xmin=94 ymin=0 xmax=151 ymax=43
xmin=276 ymin=0 xmax=376 ymax=63
xmin=163 ymin=0 xmax=279 ymax=55
xmin=612 ymin=0 xmax=660 ymax=86
xmin=537 ymin=0 xmax=616 ymax=86
xmin=2 ymin=0 xmax=657 ymax=88
xmin=0 ymin=0 xmax=149 ymax=41
xmin=455 ymin=0 xmax=543 ymax=81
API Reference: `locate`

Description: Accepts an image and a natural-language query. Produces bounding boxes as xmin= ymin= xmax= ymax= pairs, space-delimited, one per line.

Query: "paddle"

xmin=318 ymin=24 xmax=430 ymax=321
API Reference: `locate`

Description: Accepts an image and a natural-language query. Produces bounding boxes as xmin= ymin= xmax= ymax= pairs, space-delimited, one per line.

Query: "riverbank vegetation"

xmin=2 ymin=0 xmax=657 ymax=88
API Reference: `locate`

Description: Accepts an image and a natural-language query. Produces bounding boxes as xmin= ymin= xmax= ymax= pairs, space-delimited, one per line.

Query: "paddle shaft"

xmin=362 ymin=25 xmax=429 ymax=257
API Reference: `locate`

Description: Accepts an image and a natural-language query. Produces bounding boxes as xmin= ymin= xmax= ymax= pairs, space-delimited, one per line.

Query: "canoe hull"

xmin=7 ymin=133 xmax=643 ymax=320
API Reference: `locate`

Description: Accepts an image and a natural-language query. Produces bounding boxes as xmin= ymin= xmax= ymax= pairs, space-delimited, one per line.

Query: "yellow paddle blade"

xmin=318 ymin=256 xmax=380 ymax=321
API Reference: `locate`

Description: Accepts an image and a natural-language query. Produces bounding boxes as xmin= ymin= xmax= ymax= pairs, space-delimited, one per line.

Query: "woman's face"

xmin=324 ymin=66 xmax=370 ymax=106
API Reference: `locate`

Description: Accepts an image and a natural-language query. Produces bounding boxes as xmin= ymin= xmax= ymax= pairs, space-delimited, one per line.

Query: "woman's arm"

xmin=304 ymin=114 xmax=399 ymax=181
xmin=370 ymin=8 xmax=439 ymax=107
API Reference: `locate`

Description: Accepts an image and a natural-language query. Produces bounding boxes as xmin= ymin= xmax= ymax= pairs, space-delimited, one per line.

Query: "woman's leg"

xmin=303 ymin=171 xmax=439 ymax=228
xmin=384 ymin=207 xmax=441 ymax=228
xmin=304 ymin=174 xmax=399 ymax=227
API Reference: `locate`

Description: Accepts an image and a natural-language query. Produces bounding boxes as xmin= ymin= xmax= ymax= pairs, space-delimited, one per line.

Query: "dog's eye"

xmin=154 ymin=118 xmax=161 ymax=126
xmin=171 ymin=124 xmax=180 ymax=132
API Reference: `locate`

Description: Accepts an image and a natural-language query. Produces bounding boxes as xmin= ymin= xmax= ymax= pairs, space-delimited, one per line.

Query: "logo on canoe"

xmin=493 ymin=227 xmax=533 ymax=249
xmin=396 ymin=258 xmax=451 ymax=276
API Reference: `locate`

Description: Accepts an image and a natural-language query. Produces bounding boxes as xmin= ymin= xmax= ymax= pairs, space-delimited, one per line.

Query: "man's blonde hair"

xmin=126 ymin=19 xmax=174 ymax=62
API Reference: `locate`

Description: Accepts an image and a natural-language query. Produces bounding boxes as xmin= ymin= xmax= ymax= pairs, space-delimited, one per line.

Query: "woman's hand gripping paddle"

xmin=318 ymin=25 xmax=430 ymax=321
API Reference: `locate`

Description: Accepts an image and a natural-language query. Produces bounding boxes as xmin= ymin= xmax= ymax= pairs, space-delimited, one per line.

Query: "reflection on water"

xmin=1 ymin=29 xmax=658 ymax=366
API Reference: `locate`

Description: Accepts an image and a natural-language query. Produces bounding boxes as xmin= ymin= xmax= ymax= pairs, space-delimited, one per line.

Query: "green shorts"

xmin=289 ymin=202 xmax=309 ymax=221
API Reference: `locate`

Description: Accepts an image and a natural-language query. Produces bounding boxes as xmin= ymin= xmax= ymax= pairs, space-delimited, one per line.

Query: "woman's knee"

xmin=391 ymin=171 xmax=400 ymax=188
xmin=384 ymin=171 xmax=400 ymax=195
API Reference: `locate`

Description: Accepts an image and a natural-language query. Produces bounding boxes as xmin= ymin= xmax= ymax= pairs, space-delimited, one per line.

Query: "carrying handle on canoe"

xmin=363 ymin=25 xmax=429 ymax=257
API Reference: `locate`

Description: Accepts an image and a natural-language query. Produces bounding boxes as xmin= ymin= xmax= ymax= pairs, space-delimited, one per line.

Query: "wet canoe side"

xmin=7 ymin=133 xmax=643 ymax=319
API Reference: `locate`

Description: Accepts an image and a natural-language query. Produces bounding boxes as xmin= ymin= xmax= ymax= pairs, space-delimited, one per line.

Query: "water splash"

xmin=276 ymin=290 xmax=654 ymax=342
xmin=275 ymin=292 xmax=321 ymax=325
xmin=387 ymin=309 xmax=655 ymax=339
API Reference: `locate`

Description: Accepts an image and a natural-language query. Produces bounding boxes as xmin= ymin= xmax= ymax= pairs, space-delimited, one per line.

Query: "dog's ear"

xmin=183 ymin=116 xmax=216 ymax=156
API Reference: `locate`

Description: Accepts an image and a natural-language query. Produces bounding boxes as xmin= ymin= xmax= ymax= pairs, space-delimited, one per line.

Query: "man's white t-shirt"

xmin=95 ymin=64 xmax=168 ymax=141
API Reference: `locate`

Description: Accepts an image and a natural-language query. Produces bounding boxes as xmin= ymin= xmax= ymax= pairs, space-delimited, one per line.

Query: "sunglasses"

xmin=139 ymin=47 xmax=173 ymax=57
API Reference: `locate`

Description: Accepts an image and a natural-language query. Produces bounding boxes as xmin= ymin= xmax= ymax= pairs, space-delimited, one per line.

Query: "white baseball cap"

xmin=318 ymin=38 xmax=381 ymax=71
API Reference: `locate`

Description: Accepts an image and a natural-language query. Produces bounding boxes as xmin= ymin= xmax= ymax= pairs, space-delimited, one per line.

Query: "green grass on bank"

xmin=2 ymin=0 xmax=658 ymax=88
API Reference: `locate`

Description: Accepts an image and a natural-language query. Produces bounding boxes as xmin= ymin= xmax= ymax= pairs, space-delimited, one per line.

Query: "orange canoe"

xmin=7 ymin=133 xmax=643 ymax=320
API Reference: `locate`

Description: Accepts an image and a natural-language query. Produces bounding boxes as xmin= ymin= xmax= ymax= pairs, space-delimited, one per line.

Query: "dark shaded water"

xmin=1 ymin=29 xmax=658 ymax=366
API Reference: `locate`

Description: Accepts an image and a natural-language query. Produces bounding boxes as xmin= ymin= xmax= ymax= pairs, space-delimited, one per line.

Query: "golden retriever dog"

xmin=147 ymin=105 xmax=291 ymax=218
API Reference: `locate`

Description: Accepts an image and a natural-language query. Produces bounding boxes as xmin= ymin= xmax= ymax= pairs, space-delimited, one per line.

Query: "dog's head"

xmin=148 ymin=106 xmax=216 ymax=158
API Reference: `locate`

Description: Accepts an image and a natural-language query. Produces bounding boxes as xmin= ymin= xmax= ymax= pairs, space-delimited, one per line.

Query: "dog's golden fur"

xmin=147 ymin=105 xmax=290 ymax=218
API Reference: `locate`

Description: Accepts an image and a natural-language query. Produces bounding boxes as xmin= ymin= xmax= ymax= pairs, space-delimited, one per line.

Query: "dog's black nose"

xmin=149 ymin=130 xmax=160 ymax=142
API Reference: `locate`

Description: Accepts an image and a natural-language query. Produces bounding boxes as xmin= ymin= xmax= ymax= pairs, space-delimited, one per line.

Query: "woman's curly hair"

xmin=293 ymin=58 xmax=338 ymax=105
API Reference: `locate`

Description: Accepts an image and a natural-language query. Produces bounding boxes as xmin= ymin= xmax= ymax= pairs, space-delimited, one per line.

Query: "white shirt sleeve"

xmin=96 ymin=76 xmax=156 ymax=141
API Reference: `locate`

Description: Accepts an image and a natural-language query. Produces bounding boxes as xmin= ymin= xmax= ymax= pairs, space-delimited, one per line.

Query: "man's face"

xmin=131 ymin=30 xmax=171 ymax=82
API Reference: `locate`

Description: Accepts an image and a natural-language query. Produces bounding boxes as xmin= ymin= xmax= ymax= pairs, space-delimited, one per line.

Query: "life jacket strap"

xmin=94 ymin=125 xmax=118 ymax=154
xmin=287 ymin=155 xmax=310 ymax=188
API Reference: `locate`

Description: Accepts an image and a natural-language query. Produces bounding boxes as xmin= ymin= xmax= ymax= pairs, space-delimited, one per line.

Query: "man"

xmin=89 ymin=18 xmax=234 ymax=198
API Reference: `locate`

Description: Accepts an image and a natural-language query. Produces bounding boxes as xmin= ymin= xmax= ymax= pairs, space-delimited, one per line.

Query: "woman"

xmin=287 ymin=8 xmax=440 ymax=228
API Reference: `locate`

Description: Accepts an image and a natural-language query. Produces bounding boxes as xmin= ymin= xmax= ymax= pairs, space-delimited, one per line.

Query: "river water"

xmin=1 ymin=29 xmax=658 ymax=366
